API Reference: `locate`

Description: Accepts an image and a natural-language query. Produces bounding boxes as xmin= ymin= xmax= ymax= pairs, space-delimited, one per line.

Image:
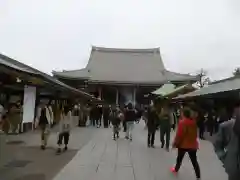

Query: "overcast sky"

xmin=0 ymin=0 xmax=240 ymax=80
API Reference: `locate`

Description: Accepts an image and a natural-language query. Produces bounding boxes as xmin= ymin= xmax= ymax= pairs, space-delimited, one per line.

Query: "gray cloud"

xmin=0 ymin=0 xmax=240 ymax=80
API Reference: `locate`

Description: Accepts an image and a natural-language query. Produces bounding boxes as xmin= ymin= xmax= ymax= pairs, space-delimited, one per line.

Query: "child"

xmin=57 ymin=106 xmax=72 ymax=154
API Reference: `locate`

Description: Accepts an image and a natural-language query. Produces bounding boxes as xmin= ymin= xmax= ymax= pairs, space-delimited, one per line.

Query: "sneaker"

xmin=170 ymin=167 xmax=177 ymax=175
xmin=64 ymin=146 xmax=68 ymax=151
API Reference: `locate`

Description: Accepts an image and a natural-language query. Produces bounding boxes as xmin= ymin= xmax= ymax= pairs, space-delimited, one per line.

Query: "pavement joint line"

xmin=90 ymin=142 xmax=97 ymax=152
xmin=129 ymin=142 xmax=136 ymax=180
xmin=114 ymin=139 xmax=119 ymax=172
xmin=95 ymin=142 xmax=108 ymax=173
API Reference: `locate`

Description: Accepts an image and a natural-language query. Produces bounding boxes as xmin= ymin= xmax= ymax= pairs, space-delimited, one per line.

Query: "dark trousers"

xmin=113 ymin=125 xmax=120 ymax=138
xmin=147 ymin=130 xmax=156 ymax=146
xmin=91 ymin=118 xmax=95 ymax=126
xmin=208 ymin=124 xmax=214 ymax=136
xmin=96 ymin=116 xmax=102 ymax=126
xmin=160 ymin=126 xmax=170 ymax=149
xmin=199 ymin=125 xmax=205 ymax=139
xmin=103 ymin=116 xmax=109 ymax=128
xmin=57 ymin=132 xmax=70 ymax=146
xmin=123 ymin=121 xmax=127 ymax=132
xmin=175 ymin=148 xmax=201 ymax=179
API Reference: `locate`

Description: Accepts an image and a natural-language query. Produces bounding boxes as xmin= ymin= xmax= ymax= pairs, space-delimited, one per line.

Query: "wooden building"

xmin=53 ymin=46 xmax=197 ymax=106
xmin=0 ymin=53 xmax=97 ymax=132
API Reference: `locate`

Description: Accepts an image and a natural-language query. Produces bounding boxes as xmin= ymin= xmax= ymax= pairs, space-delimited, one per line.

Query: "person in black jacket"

xmin=124 ymin=103 xmax=136 ymax=141
xmin=147 ymin=104 xmax=158 ymax=148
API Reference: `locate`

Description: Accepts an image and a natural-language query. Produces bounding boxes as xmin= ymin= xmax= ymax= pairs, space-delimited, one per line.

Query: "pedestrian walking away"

xmin=159 ymin=105 xmax=172 ymax=151
xmin=147 ymin=103 xmax=158 ymax=148
xmin=124 ymin=103 xmax=136 ymax=141
xmin=111 ymin=107 xmax=124 ymax=140
xmin=35 ymin=103 xmax=52 ymax=150
xmin=57 ymin=105 xmax=73 ymax=154
xmin=171 ymin=108 xmax=201 ymax=180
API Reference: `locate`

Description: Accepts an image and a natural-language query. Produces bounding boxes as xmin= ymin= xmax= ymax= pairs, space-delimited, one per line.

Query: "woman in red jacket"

xmin=171 ymin=108 xmax=201 ymax=180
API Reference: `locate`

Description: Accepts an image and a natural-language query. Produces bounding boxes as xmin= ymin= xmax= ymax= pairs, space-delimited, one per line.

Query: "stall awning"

xmin=175 ymin=76 xmax=240 ymax=99
xmin=151 ymin=83 xmax=176 ymax=96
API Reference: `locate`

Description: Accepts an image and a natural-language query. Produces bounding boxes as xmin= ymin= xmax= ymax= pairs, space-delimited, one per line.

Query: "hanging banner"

xmin=22 ymin=86 xmax=36 ymax=123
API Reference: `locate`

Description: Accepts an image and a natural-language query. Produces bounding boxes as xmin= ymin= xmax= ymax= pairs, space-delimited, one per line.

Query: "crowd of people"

xmin=1 ymin=98 xmax=240 ymax=180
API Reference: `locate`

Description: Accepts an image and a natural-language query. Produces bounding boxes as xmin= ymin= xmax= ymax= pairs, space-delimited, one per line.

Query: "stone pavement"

xmin=53 ymin=122 xmax=228 ymax=180
xmin=0 ymin=122 xmax=96 ymax=180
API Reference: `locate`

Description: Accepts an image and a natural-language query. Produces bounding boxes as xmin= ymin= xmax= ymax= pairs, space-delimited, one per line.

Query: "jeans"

xmin=126 ymin=121 xmax=134 ymax=139
xmin=175 ymin=148 xmax=201 ymax=179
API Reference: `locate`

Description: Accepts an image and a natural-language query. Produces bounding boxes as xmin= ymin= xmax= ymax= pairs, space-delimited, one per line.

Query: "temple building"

xmin=53 ymin=46 xmax=197 ymax=106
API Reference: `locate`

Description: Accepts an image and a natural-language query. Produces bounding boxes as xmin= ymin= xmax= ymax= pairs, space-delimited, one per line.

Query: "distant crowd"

xmin=1 ymin=99 xmax=239 ymax=180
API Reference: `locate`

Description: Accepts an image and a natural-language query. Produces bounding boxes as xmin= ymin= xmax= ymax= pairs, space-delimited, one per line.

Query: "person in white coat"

xmin=56 ymin=106 xmax=72 ymax=154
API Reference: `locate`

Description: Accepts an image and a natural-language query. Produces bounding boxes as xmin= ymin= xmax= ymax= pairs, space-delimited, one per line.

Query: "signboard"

xmin=22 ymin=86 xmax=36 ymax=123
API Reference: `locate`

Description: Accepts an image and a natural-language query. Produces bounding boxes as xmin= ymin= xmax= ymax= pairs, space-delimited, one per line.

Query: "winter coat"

xmin=124 ymin=109 xmax=136 ymax=122
xmin=173 ymin=117 xmax=198 ymax=149
xmin=111 ymin=111 xmax=122 ymax=126
xmin=36 ymin=106 xmax=52 ymax=126
xmin=214 ymin=119 xmax=240 ymax=177
xmin=147 ymin=108 xmax=158 ymax=132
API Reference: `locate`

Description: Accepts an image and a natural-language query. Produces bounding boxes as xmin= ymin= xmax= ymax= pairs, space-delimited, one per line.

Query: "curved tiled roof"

xmin=53 ymin=46 xmax=197 ymax=84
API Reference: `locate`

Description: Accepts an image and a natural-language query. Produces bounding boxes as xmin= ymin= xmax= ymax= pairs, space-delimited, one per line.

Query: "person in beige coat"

xmin=35 ymin=103 xmax=52 ymax=150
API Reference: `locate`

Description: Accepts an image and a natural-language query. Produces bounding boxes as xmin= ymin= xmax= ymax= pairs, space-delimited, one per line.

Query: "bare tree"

xmin=195 ymin=68 xmax=211 ymax=88
xmin=233 ymin=67 xmax=240 ymax=77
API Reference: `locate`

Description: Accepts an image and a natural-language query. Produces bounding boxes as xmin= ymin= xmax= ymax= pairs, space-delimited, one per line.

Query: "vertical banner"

xmin=22 ymin=86 xmax=36 ymax=123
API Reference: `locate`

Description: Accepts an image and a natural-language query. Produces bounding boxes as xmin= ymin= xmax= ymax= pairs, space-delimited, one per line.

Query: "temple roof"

xmin=53 ymin=46 xmax=197 ymax=85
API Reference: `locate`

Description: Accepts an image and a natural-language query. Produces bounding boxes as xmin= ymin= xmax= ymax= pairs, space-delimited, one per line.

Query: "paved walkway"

xmin=53 ymin=122 xmax=227 ymax=180
xmin=0 ymin=122 xmax=96 ymax=180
